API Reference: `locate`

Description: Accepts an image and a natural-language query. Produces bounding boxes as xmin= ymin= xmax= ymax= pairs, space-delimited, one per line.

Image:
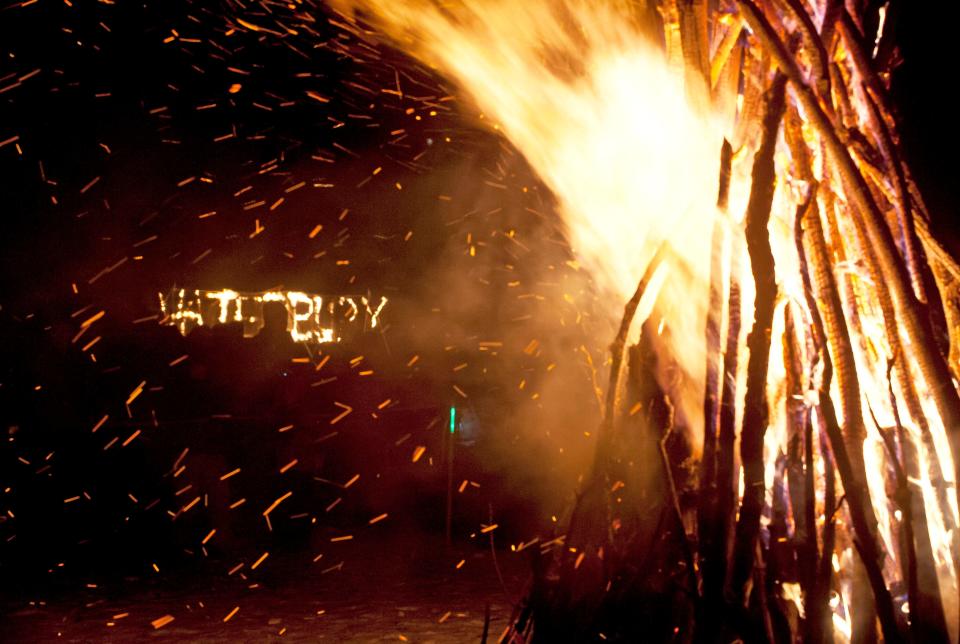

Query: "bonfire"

xmin=330 ymin=1 xmax=960 ymax=641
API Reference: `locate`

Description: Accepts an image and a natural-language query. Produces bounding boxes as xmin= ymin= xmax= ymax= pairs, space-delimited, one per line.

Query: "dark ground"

xmin=2 ymin=527 xmax=528 ymax=643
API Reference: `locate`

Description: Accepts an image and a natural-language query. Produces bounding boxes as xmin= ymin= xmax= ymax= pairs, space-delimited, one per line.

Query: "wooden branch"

xmin=734 ymin=42 xmax=770 ymax=150
xmin=912 ymin=199 xmax=960 ymax=376
xmin=896 ymin=431 xmax=952 ymax=643
xmin=793 ymin=190 xmax=833 ymax=644
xmin=776 ymin=0 xmax=830 ymax=98
xmin=928 ymin=254 xmax=960 ymax=383
xmin=695 ymin=141 xmax=736 ymax=641
xmin=556 ymin=246 xmax=672 ymax=638
xmin=596 ymin=242 xmax=669 ymax=467
xmin=677 ymin=0 xmax=710 ymax=108
xmin=752 ymin=541 xmax=777 ymax=644
xmin=709 ymin=217 xmax=745 ymax=629
xmin=861 ymin=86 xmax=926 ymax=303
xmin=828 ymin=61 xmax=857 ymax=131
xmin=871 ymin=0 xmax=899 ymax=73
xmin=795 ymin=187 xmax=903 ymax=642
xmin=728 ymin=71 xmax=786 ymax=605
xmin=784 ymin=104 xmax=814 ymax=183
xmin=870 ymin=370 xmax=949 ymax=643
xmin=814 ymin=415 xmax=838 ymax=644
xmin=819 ymin=0 xmax=844 ymax=48
xmin=709 ymin=17 xmax=743 ymax=91
xmin=836 ymin=8 xmax=890 ymax=126
xmin=697 ymin=212 xmax=722 ymax=539
xmin=784 ymin=306 xmax=816 ymax=594
xmin=697 ymin=140 xmax=732 ymax=614
xmin=660 ymin=397 xmax=700 ymax=601
xmin=700 ymin=143 xmax=732 ymax=477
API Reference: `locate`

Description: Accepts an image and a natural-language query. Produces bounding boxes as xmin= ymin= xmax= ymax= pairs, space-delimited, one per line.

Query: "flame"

xmin=333 ymin=0 xmax=750 ymax=439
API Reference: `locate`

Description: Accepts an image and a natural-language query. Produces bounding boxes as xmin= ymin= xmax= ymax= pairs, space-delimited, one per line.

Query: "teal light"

xmin=449 ymin=406 xmax=456 ymax=434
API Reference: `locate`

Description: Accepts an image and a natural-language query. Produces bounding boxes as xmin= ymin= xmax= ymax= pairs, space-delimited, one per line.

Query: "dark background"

xmin=891 ymin=1 xmax=960 ymax=253
xmin=0 ymin=0 xmax=603 ymax=600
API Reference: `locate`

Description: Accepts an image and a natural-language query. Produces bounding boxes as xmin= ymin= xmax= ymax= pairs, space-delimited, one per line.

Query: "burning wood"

xmin=326 ymin=0 xmax=960 ymax=641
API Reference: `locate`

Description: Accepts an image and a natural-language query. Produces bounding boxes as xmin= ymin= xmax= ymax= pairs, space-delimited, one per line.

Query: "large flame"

xmin=333 ymin=0 xmax=745 ymax=438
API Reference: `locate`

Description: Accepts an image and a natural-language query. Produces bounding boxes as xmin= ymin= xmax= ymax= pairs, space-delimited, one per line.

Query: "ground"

xmin=2 ymin=529 xmax=529 ymax=643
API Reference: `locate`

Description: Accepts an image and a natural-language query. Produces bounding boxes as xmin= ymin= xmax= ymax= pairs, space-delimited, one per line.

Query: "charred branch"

xmin=728 ymin=70 xmax=786 ymax=606
xmin=596 ymin=243 xmax=669 ymax=470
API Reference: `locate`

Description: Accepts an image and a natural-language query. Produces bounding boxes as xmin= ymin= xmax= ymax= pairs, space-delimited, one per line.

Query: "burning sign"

xmin=158 ymin=288 xmax=387 ymax=344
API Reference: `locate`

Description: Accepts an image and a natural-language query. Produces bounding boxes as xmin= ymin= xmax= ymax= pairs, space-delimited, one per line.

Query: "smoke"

xmin=371 ymin=130 xmax=616 ymax=533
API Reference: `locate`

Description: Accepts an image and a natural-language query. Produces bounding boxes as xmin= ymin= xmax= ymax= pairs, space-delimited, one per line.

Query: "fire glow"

xmin=331 ymin=0 xmax=960 ymax=641
xmin=158 ymin=288 xmax=387 ymax=344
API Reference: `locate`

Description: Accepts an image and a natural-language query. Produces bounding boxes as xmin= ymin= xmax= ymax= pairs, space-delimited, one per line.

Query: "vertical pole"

xmin=446 ymin=406 xmax=456 ymax=545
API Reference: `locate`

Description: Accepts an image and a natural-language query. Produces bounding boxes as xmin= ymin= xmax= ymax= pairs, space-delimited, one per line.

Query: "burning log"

xmin=596 ymin=244 xmax=669 ymax=467
xmin=793 ymin=195 xmax=836 ymax=644
xmin=728 ymin=70 xmax=786 ymax=606
xmin=783 ymin=306 xmax=812 ymax=602
xmin=873 ymin=361 xmax=950 ymax=643
xmin=696 ymin=139 xmax=733 ymax=636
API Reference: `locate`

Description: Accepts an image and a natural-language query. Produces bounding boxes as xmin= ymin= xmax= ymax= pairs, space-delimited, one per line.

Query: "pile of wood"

xmin=508 ymin=2 xmax=960 ymax=642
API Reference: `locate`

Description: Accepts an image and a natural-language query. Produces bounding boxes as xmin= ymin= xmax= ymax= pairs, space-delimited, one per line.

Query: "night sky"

xmin=891 ymin=0 xmax=960 ymax=254
xmin=0 ymin=0 xmax=603 ymax=600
